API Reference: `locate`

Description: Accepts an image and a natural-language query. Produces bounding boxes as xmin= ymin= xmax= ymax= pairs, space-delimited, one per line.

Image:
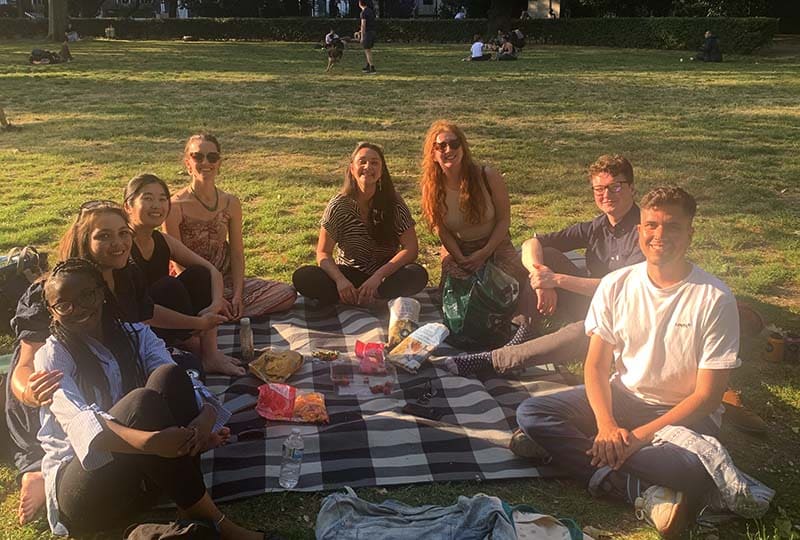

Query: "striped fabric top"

xmin=321 ymin=193 xmax=415 ymax=275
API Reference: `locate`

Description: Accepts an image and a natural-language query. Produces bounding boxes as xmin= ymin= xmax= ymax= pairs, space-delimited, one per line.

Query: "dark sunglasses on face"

xmin=48 ymin=287 xmax=104 ymax=316
xmin=433 ymin=139 xmax=462 ymax=153
xmin=189 ymin=151 xmax=221 ymax=164
xmin=592 ymin=181 xmax=629 ymax=195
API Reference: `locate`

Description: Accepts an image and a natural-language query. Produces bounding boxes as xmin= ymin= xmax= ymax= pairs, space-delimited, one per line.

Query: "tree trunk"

xmin=49 ymin=0 xmax=69 ymax=42
xmin=167 ymin=0 xmax=178 ymax=17
xmin=17 ymin=0 xmax=28 ymax=17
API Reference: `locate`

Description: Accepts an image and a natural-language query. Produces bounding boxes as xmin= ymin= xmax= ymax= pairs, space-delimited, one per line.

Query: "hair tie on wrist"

xmin=215 ymin=513 xmax=226 ymax=528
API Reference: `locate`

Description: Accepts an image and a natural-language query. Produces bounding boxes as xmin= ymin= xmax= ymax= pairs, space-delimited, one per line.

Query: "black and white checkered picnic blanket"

xmin=201 ymin=289 xmax=565 ymax=502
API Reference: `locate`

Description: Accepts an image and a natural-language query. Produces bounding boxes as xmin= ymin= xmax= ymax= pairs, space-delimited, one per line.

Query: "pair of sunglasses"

xmin=415 ymin=379 xmax=439 ymax=405
xmin=433 ymin=139 xmax=462 ymax=153
xmin=80 ymin=200 xmax=120 ymax=212
xmin=189 ymin=151 xmax=221 ymax=164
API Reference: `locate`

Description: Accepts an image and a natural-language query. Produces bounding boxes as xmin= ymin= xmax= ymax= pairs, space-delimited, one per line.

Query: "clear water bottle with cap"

xmin=240 ymin=317 xmax=254 ymax=363
xmin=279 ymin=428 xmax=303 ymax=489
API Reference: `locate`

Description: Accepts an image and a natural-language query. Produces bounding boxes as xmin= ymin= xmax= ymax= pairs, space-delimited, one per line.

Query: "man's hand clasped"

xmin=587 ymin=424 xmax=650 ymax=470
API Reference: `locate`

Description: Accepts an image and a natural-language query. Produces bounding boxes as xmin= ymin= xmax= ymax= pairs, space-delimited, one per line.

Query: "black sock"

xmin=446 ymin=351 xmax=493 ymax=377
xmin=505 ymin=323 xmax=536 ymax=347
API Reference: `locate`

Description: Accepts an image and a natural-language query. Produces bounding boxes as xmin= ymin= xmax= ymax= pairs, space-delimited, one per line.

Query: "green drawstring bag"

xmin=442 ymin=261 xmax=520 ymax=351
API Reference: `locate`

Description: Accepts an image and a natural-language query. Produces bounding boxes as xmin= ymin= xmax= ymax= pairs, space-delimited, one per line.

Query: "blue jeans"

xmin=517 ymin=384 xmax=717 ymax=504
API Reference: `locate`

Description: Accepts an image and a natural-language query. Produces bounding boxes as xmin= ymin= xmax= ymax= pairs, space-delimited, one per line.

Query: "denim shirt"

xmin=35 ymin=324 xmax=179 ymax=535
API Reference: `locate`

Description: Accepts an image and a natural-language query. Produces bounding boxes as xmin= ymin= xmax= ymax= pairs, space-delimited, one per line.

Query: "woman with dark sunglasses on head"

xmin=292 ymin=142 xmax=428 ymax=306
xmin=124 ymin=173 xmax=245 ymax=377
xmin=420 ymin=120 xmax=527 ymax=287
xmin=163 ymin=133 xmax=296 ymax=319
xmin=6 ymin=201 xmax=224 ymax=525
xmin=34 ymin=259 xmax=267 ymax=539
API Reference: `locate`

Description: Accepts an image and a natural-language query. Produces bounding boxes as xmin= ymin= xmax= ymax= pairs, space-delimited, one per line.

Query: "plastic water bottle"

xmin=240 ymin=317 xmax=254 ymax=363
xmin=279 ymin=428 xmax=303 ymax=489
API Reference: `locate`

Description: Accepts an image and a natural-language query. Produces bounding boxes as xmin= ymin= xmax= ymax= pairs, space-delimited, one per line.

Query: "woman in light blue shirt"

xmin=35 ymin=258 xmax=265 ymax=539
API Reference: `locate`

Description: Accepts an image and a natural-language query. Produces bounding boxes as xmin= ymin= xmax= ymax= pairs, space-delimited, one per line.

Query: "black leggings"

xmin=292 ymin=263 xmax=429 ymax=307
xmin=149 ymin=265 xmax=212 ymax=344
xmin=56 ymin=364 xmax=206 ymax=534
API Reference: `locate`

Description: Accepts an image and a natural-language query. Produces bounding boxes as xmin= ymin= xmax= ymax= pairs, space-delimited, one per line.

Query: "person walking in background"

xmin=358 ymin=0 xmax=377 ymax=74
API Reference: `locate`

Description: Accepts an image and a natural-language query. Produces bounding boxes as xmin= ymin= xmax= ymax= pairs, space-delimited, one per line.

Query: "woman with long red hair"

xmin=420 ymin=120 xmax=534 ymax=369
xmin=419 ymin=120 xmax=527 ymax=287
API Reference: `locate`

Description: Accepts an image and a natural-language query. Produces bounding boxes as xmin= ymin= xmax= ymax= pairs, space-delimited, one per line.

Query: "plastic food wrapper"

xmin=387 ymin=323 xmax=450 ymax=374
xmin=355 ymin=340 xmax=386 ymax=374
xmin=249 ymin=349 xmax=303 ymax=383
xmin=387 ymin=297 xmax=421 ymax=349
xmin=330 ymin=360 xmax=355 ymax=386
xmin=312 ymin=349 xmax=339 ymax=361
xmin=256 ymin=383 xmax=329 ymax=424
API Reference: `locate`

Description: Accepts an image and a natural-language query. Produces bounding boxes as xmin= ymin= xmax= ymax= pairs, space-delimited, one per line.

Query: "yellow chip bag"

xmin=249 ymin=350 xmax=304 ymax=383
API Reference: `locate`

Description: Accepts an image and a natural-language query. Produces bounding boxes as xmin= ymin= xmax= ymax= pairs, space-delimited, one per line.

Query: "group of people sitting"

xmin=466 ymin=30 xmax=525 ymax=62
xmin=5 ymin=120 xmax=745 ymax=539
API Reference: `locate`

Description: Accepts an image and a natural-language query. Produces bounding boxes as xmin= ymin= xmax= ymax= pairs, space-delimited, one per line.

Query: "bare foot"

xmin=203 ymin=351 xmax=246 ymax=377
xmin=18 ymin=471 xmax=45 ymax=525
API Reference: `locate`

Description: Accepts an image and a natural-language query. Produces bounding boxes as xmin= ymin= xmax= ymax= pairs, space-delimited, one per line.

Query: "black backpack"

xmin=0 ymin=247 xmax=48 ymax=334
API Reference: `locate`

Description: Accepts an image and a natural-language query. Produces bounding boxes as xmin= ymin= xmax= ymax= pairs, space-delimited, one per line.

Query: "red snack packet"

xmin=256 ymin=383 xmax=296 ymax=421
xmin=355 ymin=340 xmax=386 ymax=375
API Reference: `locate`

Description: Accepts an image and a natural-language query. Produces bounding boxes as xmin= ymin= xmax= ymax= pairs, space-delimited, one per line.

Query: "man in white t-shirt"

xmin=467 ymin=34 xmax=492 ymax=61
xmin=517 ymin=187 xmax=740 ymax=538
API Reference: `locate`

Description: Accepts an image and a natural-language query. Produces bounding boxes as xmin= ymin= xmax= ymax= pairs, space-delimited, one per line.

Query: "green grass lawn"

xmin=0 ymin=38 xmax=799 ymax=539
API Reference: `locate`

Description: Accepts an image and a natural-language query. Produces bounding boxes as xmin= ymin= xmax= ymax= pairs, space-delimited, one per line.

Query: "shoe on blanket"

xmin=634 ymin=485 xmax=690 ymax=538
xmin=722 ymin=389 xmax=767 ymax=435
xmin=509 ymin=429 xmax=550 ymax=462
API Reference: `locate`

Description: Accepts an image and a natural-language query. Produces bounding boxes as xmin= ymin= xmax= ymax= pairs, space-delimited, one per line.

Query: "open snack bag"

xmin=387 ymin=297 xmax=421 ymax=349
xmin=355 ymin=340 xmax=387 ymax=374
xmin=249 ymin=349 xmax=304 ymax=383
xmin=387 ymin=323 xmax=449 ymax=374
xmin=256 ymin=383 xmax=329 ymax=424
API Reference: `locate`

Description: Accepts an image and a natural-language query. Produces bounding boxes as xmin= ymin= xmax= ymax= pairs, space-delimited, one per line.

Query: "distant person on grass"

xmin=358 ymin=0 xmax=377 ymax=74
xmin=517 ymin=187 xmax=741 ymax=538
xmin=496 ymin=36 xmax=518 ymax=61
xmin=691 ymin=30 xmax=722 ymax=62
xmin=292 ymin=142 xmax=428 ymax=306
xmin=466 ymin=34 xmax=492 ymax=61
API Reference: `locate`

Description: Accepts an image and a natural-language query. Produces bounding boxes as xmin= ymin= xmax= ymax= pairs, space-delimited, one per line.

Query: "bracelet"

xmin=215 ymin=513 xmax=226 ymax=528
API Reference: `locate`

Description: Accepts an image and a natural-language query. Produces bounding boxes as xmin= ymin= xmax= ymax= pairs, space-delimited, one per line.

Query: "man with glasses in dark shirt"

xmin=446 ymin=154 xmax=643 ymax=378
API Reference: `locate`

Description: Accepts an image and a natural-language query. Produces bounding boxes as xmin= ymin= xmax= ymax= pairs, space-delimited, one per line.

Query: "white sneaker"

xmin=634 ymin=485 xmax=690 ymax=538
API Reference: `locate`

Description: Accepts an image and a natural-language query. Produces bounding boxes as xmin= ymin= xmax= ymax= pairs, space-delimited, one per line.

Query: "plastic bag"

xmin=387 ymin=297 xmax=420 ymax=349
xmin=248 ymin=350 xmax=303 ymax=383
xmin=256 ymin=383 xmax=329 ymax=424
xmin=442 ymin=261 xmax=519 ymax=350
xmin=355 ymin=340 xmax=386 ymax=374
xmin=387 ymin=323 xmax=449 ymax=374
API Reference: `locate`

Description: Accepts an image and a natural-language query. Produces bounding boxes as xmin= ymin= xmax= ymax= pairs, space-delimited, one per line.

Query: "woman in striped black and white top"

xmin=293 ymin=142 xmax=428 ymax=306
